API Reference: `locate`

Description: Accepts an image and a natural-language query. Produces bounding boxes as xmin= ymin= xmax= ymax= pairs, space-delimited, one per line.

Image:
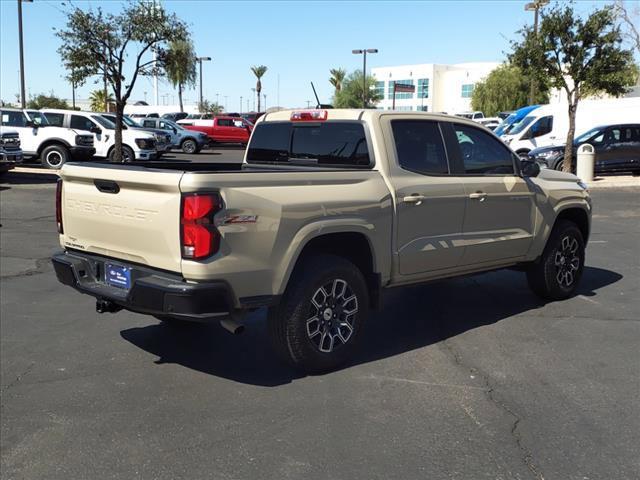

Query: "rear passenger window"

xmin=44 ymin=113 xmax=64 ymax=127
xmin=453 ymin=124 xmax=515 ymax=175
xmin=217 ymin=119 xmax=233 ymax=127
xmin=391 ymin=120 xmax=448 ymax=175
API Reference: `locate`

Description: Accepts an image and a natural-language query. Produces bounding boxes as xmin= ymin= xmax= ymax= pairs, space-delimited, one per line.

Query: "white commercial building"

xmin=371 ymin=62 xmax=499 ymax=114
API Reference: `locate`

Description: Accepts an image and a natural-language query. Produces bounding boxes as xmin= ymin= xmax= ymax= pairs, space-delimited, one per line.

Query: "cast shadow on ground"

xmin=120 ymin=266 xmax=622 ymax=387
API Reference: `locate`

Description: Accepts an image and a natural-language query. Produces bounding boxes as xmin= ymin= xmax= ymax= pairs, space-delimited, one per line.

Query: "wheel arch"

xmin=554 ymin=206 xmax=590 ymax=243
xmin=276 ymin=227 xmax=382 ymax=309
xmin=37 ymin=138 xmax=71 ymax=155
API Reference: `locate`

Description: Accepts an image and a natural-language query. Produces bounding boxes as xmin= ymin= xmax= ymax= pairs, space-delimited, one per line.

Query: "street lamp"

xmin=251 ymin=88 xmax=256 ymax=111
xmin=240 ymin=96 xmax=243 ymax=114
xmin=263 ymin=93 xmax=267 ymax=112
xmin=525 ymin=0 xmax=549 ymax=104
xmin=352 ymin=48 xmax=378 ymax=108
xmin=196 ymin=56 xmax=212 ymax=108
xmin=17 ymin=0 xmax=33 ymax=108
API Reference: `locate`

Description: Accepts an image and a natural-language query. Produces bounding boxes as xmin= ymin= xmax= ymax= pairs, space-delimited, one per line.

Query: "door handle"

xmin=469 ymin=192 xmax=487 ymax=201
xmin=402 ymin=194 xmax=425 ymax=205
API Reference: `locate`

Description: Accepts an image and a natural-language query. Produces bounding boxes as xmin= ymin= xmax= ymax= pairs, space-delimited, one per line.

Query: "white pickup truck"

xmin=52 ymin=109 xmax=592 ymax=373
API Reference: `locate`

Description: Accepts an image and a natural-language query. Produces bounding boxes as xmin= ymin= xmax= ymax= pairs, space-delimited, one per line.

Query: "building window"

xmin=417 ymin=106 xmax=428 ymax=112
xmin=374 ymin=81 xmax=385 ymax=100
xmin=461 ymin=84 xmax=474 ymax=98
xmin=418 ymin=79 xmax=429 ymax=98
xmin=395 ymin=106 xmax=413 ymax=111
xmin=389 ymin=79 xmax=415 ymax=100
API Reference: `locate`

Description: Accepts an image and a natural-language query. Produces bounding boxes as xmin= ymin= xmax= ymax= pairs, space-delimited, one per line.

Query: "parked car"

xmin=100 ymin=114 xmax=172 ymax=156
xmin=494 ymin=105 xmax=540 ymax=137
xmin=42 ymin=109 xmax=156 ymax=162
xmin=176 ymin=113 xmax=214 ymax=126
xmin=137 ymin=117 xmax=210 ymax=153
xmin=52 ymin=109 xmax=591 ymax=373
xmin=241 ymin=112 xmax=265 ymax=124
xmin=529 ymin=123 xmax=640 ymax=173
xmin=498 ymin=111 xmax=514 ymax=120
xmin=477 ymin=117 xmax=501 ymax=130
xmin=161 ymin=112 xmax=189 ymax=122
xmin=0 ymin=127 xmax=23 ymax=174
xmin=129 ymin=112 xmax=159 ymax=119
xmin=456 ymin=111 xmax=484 ymax=120
xmin=502 ymin=98 xmax=640 ymax=157
xmin=0 ymin=108 xmax=94 ymax=169
xmin=184 ymin=115 xmax=253 ymax=144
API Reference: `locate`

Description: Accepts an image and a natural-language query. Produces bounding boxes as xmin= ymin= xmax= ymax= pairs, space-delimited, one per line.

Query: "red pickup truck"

xmin=184 ymin=116 xmax=253 ymax=144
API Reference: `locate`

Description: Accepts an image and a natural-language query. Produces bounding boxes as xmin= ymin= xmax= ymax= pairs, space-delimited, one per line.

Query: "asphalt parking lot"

xmin=1 ymin=169 xmax=638 ymax=479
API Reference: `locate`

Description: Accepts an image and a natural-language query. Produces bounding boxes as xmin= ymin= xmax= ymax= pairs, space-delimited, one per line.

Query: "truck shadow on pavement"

xmin=120 ymin=266 xmax=622 ymax=387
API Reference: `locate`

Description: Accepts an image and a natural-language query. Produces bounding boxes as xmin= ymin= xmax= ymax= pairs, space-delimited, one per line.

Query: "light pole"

xmin=251 ymin=88 xmax=256 ymax=111
xmin=525 ymin=0 xmax=549 ymax=104
xmin=17 ymin=0 xmax=33 ymax=108
xmin=216 ymin=93 xmax=219 ymax=106
xmin=352 ymin=48 xmax=378 ymax=108
xmin=196 ymin=56 xmax=212 ymax=109
xmin=263 ymin=94 xmax=267 ymax=112
xmin=224 ymin=95 xmax=228 ymax=111
xmin=240 ymin=96 xmax=243 ymax=114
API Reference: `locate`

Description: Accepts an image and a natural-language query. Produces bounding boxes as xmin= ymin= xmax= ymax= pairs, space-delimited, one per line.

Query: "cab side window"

xmin=45 ymin=113 xmax=64 ymax=127
xmin=217 ymin=119 xmax=233 ymax=127
xmin=529 ymin=116 xmax=553 ymax=138
xmin=70 ymin=115 xmax=96 ymax=132
xmin=391 ymin=120 xmax=449 ymax=175
xmin=142 ymin=120 xmax=156 ymax=128
xmin=453 ymin=123 xmax=515 ymax=175
xmin=1 ymin=111 xmax=27 ymax=127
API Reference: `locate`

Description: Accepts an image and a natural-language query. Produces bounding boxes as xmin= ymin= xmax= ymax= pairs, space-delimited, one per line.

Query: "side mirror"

xmin=26 ymin=120 xmax=37 ymax=128
xmin=521 ymin=159 xmax=540 ymax=177
xmin=90 ymin=126 xmax=102 ymax=134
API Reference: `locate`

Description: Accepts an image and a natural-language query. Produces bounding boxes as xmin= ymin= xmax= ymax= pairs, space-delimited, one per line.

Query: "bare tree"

xmin=614 ymin=0 xmax=640 ymax=53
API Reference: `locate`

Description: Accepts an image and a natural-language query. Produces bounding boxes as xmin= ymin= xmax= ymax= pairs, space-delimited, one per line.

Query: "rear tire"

xmin=268 ymin=254 xmax=369 ymax=374
xmin=40 ymin=144 xmax=69 ymax=169
xmin=526 ymin=220 xmax=585 ymax=300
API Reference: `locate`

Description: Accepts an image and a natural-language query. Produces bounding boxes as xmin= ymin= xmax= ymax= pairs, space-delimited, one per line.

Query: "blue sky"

xmin=0 ymin=0 xmax=613 ymax=110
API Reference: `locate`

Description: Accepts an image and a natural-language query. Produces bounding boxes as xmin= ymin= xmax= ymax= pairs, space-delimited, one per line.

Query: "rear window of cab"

xmin=246 ymin=121 xmax=371 ymax=168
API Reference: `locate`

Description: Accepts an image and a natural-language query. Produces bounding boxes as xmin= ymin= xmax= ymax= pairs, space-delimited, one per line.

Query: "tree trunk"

xmin=563 ymin=100 xmax=578 ymax=173
xmin=178 ymin=83 xmax=184 ymax=113
xmin=113 ymin=101 xmax=125 ymax=163
xmin=256 ymin=79 xmax=261 ymax=112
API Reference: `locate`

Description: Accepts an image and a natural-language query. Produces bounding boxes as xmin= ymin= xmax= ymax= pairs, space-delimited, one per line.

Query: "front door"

xmin=385 ymin=118 xmax=467 ymax=276
xmin=449 ymin=122 xmax=536 ymax=265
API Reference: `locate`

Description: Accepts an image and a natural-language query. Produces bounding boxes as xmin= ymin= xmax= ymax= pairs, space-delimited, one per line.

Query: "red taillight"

xmin=181 ymin=194 xmax=222 ymax=259
xmin=56 ymin=179 xmax=63 ymax=234
xmin=290 ymin=110 xmax=328 ymax=122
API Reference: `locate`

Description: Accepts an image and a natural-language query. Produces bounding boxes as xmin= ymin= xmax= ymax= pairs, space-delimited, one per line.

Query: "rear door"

xmin=448 ymin=122 xmax=535 ymax=265
xmin=59 ymin=165 xmax=184 ymax=273
xmin=383 ymin=118 xmax=467 ymax=276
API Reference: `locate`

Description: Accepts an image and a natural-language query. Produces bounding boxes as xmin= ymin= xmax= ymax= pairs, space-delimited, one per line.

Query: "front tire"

xmin=108 ymin=146 xmax=135 ymax=163
xmin=527 ymin=220 xmax=585 ymax=300
xmin=181 ymin=138 xmax=197 ymax=154
xmin=40 ymin=145 xmax=69 ymax=169
xmin=268 ymin=254 xmax=369 ymax=374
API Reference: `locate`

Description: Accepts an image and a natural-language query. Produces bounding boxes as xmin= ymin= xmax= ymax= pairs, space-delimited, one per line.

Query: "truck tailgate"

xmin=59 ymin=164 xmax=184 ymax=273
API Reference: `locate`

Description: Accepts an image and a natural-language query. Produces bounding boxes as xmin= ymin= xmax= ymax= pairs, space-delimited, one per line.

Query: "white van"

xmin=503 ymin=98 xmax=640 ymax=156
xmin=42 ymin=109 xmax=157 ymax=162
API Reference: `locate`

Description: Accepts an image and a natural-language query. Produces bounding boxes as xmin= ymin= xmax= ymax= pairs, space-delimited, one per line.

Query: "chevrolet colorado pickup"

xmin=52 ymin=109 xmax=592 ymax=373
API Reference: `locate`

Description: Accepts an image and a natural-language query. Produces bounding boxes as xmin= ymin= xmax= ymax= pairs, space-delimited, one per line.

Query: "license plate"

xmin=105 ymin=263 xmax=131 ymax=289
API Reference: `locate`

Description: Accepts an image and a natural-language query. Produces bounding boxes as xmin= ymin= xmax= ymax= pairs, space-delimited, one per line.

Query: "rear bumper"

xmin=52 ymin=251 xmax=234 ymax=320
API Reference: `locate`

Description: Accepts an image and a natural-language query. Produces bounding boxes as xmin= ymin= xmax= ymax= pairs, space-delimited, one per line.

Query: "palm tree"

xmin=329 ymin=68 xmax=347 ymax=93
xmin=89 ymin=89 xmax=114 ymax=112
xmin=164 ymin=39 xmax=197 ymax=112
xmin=250 ymin=65 xmax=268 ymax=112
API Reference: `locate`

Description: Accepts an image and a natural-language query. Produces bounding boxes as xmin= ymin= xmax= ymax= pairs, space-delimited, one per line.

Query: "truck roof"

xmin=259 ymin=108 xmax=481 ymax=128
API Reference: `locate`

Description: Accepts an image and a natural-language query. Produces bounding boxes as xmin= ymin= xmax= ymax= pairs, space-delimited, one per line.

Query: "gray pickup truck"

xmin=52 ymin=109 xmax=592 ymax=373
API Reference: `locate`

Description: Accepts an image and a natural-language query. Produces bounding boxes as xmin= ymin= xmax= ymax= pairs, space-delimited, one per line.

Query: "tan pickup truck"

xmin=52 ymin=109 xmax=592 ymax=373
